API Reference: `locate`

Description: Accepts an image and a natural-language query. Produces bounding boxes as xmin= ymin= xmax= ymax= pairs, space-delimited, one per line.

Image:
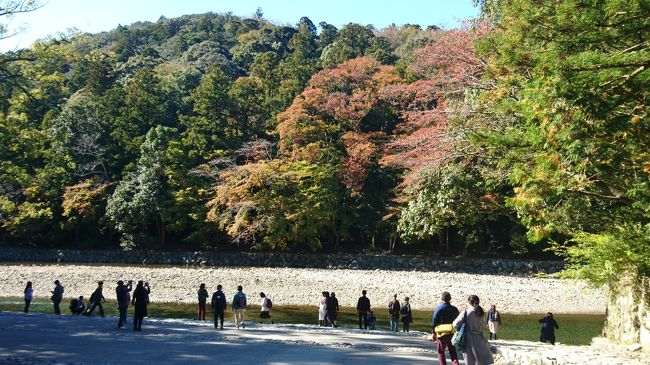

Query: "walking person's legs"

xmin=24 ymin=299 xmax=30 ymax=313
xmin=98 ymin=302 xmax=104 ymax=317
xmin=218 ymin=312 xmax=224 ymax=329
xmin=53 ymin=300 xmax=61 ymax=315
xmin=358 ymin=312 xmax=364 ymax=329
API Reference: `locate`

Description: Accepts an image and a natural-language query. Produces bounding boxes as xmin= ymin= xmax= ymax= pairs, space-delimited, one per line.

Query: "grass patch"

xmin=0 ymin=298 xmax=603 ymax=345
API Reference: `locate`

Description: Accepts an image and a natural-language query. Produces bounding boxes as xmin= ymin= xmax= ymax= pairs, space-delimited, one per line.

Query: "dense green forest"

xmin=0 ymin=0 xmax=648 ymax=283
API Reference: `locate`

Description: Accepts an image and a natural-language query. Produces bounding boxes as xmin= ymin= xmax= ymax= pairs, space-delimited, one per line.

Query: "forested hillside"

xmin=1 ymin=1 xmax=648 ymax=282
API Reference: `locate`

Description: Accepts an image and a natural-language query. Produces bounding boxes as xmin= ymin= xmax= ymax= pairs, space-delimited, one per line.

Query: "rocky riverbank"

xmin=0 ymin=263 xmax=606 ymax=313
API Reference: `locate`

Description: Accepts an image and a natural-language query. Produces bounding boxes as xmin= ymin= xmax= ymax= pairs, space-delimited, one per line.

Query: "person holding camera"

xmin=116 ymin=280 xmax=133 ymax=328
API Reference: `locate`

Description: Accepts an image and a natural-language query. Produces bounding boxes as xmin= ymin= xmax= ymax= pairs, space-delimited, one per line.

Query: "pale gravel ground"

xmin=0 ymin=264 xmax=607 ymax=313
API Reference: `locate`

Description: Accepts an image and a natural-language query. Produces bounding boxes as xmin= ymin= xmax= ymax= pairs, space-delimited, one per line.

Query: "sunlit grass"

xmin=0 ymin=298 xmax=603 ymax=345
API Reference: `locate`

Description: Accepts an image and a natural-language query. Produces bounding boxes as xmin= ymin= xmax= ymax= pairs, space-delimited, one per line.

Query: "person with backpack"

xmin=232 ymin=285 xmax=247 ymax=329
xmin=24 ymin=282 xmax=33 ymax=313
xmin=51 ymin=280 xmax=64 ymax=315
xmin=197 ymin=283 xmax=209 ymax=321
xmin=86 ymin=281 xmax=105 ymax=317
xmin=539 ymin=312 xmax=560 ymax=345
xmin=69 ymin=296 xmax=85 ymax=315
xmin=259 ymin=292 xmax=273 ymax=324
xmin=432 ymin=291 xmax=461 ymax=365
xmin=388 ymin=294 xmax=401 ymax=332
xmin=211 ymin=284 xmax=227 ymax=330
xmin=487 ymin=304 xmax=502 ymax=340
xmin=116 ymin=280 xmax=132 ymax=328
xmin=356 ymin=290 xmax=371 ymax=329
xmin=400 ymin=297 xmax=412 ymax=332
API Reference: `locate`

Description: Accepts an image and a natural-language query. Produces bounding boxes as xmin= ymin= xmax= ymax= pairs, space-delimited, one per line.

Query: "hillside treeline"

xmin=1 ymin=1 xmax=648 ymax=282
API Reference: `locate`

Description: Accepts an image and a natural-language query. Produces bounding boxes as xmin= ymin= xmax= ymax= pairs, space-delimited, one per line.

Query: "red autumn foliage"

xmin=381 ymin=21 xmax=492 ymax=186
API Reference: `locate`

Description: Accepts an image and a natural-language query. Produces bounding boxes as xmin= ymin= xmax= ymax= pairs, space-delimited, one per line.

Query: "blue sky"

xmin=0 ymin=0 xmax=479 ymax=51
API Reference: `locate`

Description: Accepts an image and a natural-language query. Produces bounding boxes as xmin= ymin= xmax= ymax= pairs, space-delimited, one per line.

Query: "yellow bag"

xmin=434 ymin=323 xmax=456 ymax=337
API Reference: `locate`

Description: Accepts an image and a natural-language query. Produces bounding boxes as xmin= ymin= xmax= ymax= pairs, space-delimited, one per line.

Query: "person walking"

xmin=211 ymin=284 xmax=227 ymax=329
xmin=487 ymin=304 xmax=502 ymax=340
xmin=453 ymin=295 xmax=494 ymax=365
xmin=232 ymin=285 xmax=247 ymax=329
xmin=116 ymin=280 xmax=132 ymax=328
xmin=539 ymin=312 xmax=559 ymax=345
xmin=356 ymin=290 xmax=371 ymax=329
xmin=388 ymin=294 xmax=401 ymax=332
xmin=326 ymin=291 xmax=338 ymax=327
xmin=259 ymin=292 xmax=273 ymax=324
xmin=131 ymin=281 xmax=148 ymax=331
xmin=433 ymin=291 xmax=461 ymax=365
xmin=51 ymin=280 xmax=64 ymax=315
xmin=86 ymin=281 xmax=105 ymax=317
xmin=197 ymin=283 xmax=209 ymax=321
xmin=401 ymin=297 xmax=412 ymax=332
xmin=24 ymin=282 xmax=33 ymax=313
xmin=319 ymin=291 xmax=328 ymax=327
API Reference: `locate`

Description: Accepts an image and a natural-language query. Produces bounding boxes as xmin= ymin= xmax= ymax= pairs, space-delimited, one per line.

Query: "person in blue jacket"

xmin=432 ymin=291 xmax=460 ymax=365
xmin=211 ymin=284 xmax=227 ymax=329
xmin=232 ymin=285 xmax=247 ymax=329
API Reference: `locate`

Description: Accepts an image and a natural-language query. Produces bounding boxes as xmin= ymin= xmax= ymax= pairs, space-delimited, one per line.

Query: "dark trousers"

xmin=437 ymin=335 xmax=460 ymax=365
xmin=134 ymin=314 xmax=144 ymax=330
xmin=403 ymin=320 xmax=410 ymax=332
xmin=87 ymin=301 xmax=104 ymax=317
xmin=214 ymin=311 xmax=224 ymax=329
xmin=24 ymin=299 xmax=31 ymax=313
xmin=198 ymin=301 xmax=206 ymax=320
xmin=118 ymin=306 xmax=127 ymax=327
xmin=358 ymin=311 xmax=368 ymax=329
xmin=53 ymin=300 xmax=61 ymax=315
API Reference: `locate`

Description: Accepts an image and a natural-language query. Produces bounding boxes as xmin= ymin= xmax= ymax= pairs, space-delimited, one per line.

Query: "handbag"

xmin=451 ymin=310 xmax=468 ymax=350
xmin=434 ymin=323 xmax=456 ymax=337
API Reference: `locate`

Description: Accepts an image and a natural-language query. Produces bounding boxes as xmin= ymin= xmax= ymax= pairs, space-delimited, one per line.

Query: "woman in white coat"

xmin=453 ymin=295 xmax=494 ymax=365
xmin=319 ymin=291 xmax=329 ymax=326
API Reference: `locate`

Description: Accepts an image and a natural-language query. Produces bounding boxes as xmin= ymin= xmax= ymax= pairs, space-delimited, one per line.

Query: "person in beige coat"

xmin=453 ymin=295 xmax=494 ymax=365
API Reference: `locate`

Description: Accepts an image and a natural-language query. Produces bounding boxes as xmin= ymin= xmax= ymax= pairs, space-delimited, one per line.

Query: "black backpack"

xmin=400 ymin=304 xmax=409 ymax=315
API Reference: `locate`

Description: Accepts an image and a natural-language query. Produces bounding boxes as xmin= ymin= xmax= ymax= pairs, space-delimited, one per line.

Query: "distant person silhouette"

xmin=539 ymin=312 xmax=559 ymax=345
xmin=232 ymin=285 xmax=247 ymax=329
xmin=131 ymin=281 xmax=148 ymax=331
xmin=86 ymin=281 xmax=105 ymax=317
xmin=51 ymin=280 xmax=64 ymax=315
xmin=24 ymin=282 xmax=33 ymax=313
xmin=197 ymin=283 xmax=209 ymax=320
xmin=356 ymin=290 xmax=371 ymax=329
xmin=211 ymin=284 xmax=227 ymax=329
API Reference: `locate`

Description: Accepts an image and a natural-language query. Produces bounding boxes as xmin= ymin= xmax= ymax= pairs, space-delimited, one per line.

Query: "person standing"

xmin=197 ymin=283 xmax=209 ymax=321
xmin=356 ymin=290 xmax=371 ymax=329
xmin=211 ymin=284 xmax=227 ymax=329
xmin=453 ymin=295 xmax=494 ymax=365
xmin=487 ymin=304 xmax=502 ymax=340
xmin=401 ymin=297 xmax=412 ymax=332
xmin=131 ymin=281 xmax=148 ymax=331
xmin=539 ymin=312 xmax=560 ymax=345
xmin=388 ymin=294 xmax=401 ymax=332
xmin=259 ymin=292 xmax=273 ymax=324
xmin=330 ymin=292 xmax=340 ymax=327
xmin=432 ymin=291 xmax=460 ymax=365
xmin=232 ymin=285 xmax=247 ymax=329
xmin=86 ymin=281 xmax=105 ymax=317
xmin=319 ymin=291 xmax=328 ymax=327
xmin=326 ymin=291 xmax=338 ymax=327
xmin=24 ymin=282 xmax=33 ymax=313
xmin=51 ymin=280 xmax=64 ymax=315
xmin=116 ymin=280 xmax=132 ymax=328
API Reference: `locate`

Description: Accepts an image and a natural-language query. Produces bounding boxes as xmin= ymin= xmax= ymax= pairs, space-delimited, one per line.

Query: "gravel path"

xmin=0 ymin=264 xmax=606 ymax=313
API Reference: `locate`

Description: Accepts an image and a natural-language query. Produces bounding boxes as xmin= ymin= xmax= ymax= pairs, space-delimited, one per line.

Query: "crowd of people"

xmin=18 ymin=280 xmax=561 ymax=365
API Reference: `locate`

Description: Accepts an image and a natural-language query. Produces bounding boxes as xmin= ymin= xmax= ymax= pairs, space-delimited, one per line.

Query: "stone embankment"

xmin=0 ymin=247 xmax=565 ymax=275
xmin=0 ymin=263 xmax=606 ymax=313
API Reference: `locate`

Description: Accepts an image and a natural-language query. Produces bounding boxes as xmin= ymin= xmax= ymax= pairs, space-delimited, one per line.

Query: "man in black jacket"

xmin=86 ymin=281 xmax=105 ymax=317
xmin=356 ymin=290 xmax=371 ymax=329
